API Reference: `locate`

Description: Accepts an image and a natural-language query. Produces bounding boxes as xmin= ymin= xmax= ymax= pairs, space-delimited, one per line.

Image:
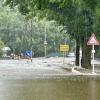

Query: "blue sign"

xmin=24 ymin=50 xmax=32 ymax=57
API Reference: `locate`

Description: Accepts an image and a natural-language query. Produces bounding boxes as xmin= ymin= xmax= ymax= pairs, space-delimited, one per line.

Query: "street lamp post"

xmin=30 ymin=19 xmax=33 ymax=61
xmin=44 ymin=23 xmax=47 ymax=58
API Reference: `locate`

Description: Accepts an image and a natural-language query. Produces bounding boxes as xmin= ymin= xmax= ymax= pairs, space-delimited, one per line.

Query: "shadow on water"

xmin=0 ymin=79 xmax=100 ymax=100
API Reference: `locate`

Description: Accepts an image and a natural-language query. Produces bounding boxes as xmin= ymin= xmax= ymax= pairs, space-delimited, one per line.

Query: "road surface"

xmin=0 ymin=57 xmax=100 ymax=80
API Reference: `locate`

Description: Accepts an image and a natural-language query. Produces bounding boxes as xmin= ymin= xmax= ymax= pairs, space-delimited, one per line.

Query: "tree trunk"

xmin=81 ymin=37 xmax=91 ymax=69
xmin=75 ymin=38 xmax=80 ymax=66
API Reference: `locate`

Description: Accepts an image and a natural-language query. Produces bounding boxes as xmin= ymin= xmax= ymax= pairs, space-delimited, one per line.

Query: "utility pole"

xmin=30 ymin=19 xmax=33 ymax=61
xmin=44 ymin=23 xmax=47 ymax=58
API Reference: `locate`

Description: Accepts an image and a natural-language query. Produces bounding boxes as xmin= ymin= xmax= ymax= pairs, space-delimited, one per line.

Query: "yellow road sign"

xmin=60 ymin=44 xmax=69 ymax=52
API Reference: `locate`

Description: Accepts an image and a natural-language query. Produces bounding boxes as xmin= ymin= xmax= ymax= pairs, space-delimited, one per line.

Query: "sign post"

xmin=92 ymin=44 xmax=95 ymax=73
xmin=60 ymin=44 xmax=69 ymax=64
xmin=44 ymin=40 xmax=47 ymax=58
xmin=87 ymin=33 xmax=99 ymax=74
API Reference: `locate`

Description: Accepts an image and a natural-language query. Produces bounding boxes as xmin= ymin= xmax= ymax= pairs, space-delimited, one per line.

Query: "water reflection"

xmin=0 ymin=79 xmax=100 ymax=100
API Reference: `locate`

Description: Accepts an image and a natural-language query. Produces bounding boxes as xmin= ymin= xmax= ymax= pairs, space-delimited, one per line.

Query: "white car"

xmin=67 ymin=52 xmax=75 ymax=57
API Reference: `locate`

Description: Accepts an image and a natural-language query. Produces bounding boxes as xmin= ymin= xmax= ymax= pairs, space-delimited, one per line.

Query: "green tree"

xmin=0 ymin=2 xmax=71 ymax=57
xmin=0 ymin=38 xmax=4 ymax=49
xmin=4 ymin=0 xmax=100 ymax=68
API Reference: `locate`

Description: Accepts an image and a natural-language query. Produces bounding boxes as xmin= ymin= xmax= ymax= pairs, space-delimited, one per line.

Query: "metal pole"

xmin=31 ymin=19 xmax=33 ymax=62
xmin=92 ymin=44 xmax=95 ymax=74
xmin=45 ymin=45 xmax=47 ymax=58
xmin=63 ymin=52 xmax=65 ymax=65
xmin=63 ymin=52 xmax=66 ymax=65
xmin=63 ymin=39 xmax=66 ymax=65
xmin=31 ymin=47 xmax=32 ymax=62
xmin=44 ymin=23 xmax=47 ymax=58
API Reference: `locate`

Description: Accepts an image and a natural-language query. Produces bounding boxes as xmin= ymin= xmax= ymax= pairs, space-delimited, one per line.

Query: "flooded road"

xmin=0 ymin=79 xmax=100 ymax=100
xmin=0 ymin=59 xmax=100 ymax=100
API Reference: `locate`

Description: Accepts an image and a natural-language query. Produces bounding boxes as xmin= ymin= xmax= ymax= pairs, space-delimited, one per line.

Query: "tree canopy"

xmin=0 ymin=2 xmax=72 ymax=57
xmin=3 ymin=0 xmax=100 ymax=68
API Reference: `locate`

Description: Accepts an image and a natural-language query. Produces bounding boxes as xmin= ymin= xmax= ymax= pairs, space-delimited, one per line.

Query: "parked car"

xmin=67 ymin=52 xmax=75 ymax=57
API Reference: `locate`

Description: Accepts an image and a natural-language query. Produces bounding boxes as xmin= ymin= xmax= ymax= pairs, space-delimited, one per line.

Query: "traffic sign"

xmin=87 ymin=33 xmax=99 ymax=74
xmin=87 ymin=34 xmax=99 ymax=45
xmin=44 ymin=41 xmax=47 ymax=46
xmin=60 ymin=44 xmax=69 ymax=52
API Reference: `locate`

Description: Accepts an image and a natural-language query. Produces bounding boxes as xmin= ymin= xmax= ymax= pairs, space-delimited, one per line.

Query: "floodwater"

xmin=0 ymin=59 xmax=100 ymax=100
xmin=0 ymin=79 xmax=100 ymax=100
